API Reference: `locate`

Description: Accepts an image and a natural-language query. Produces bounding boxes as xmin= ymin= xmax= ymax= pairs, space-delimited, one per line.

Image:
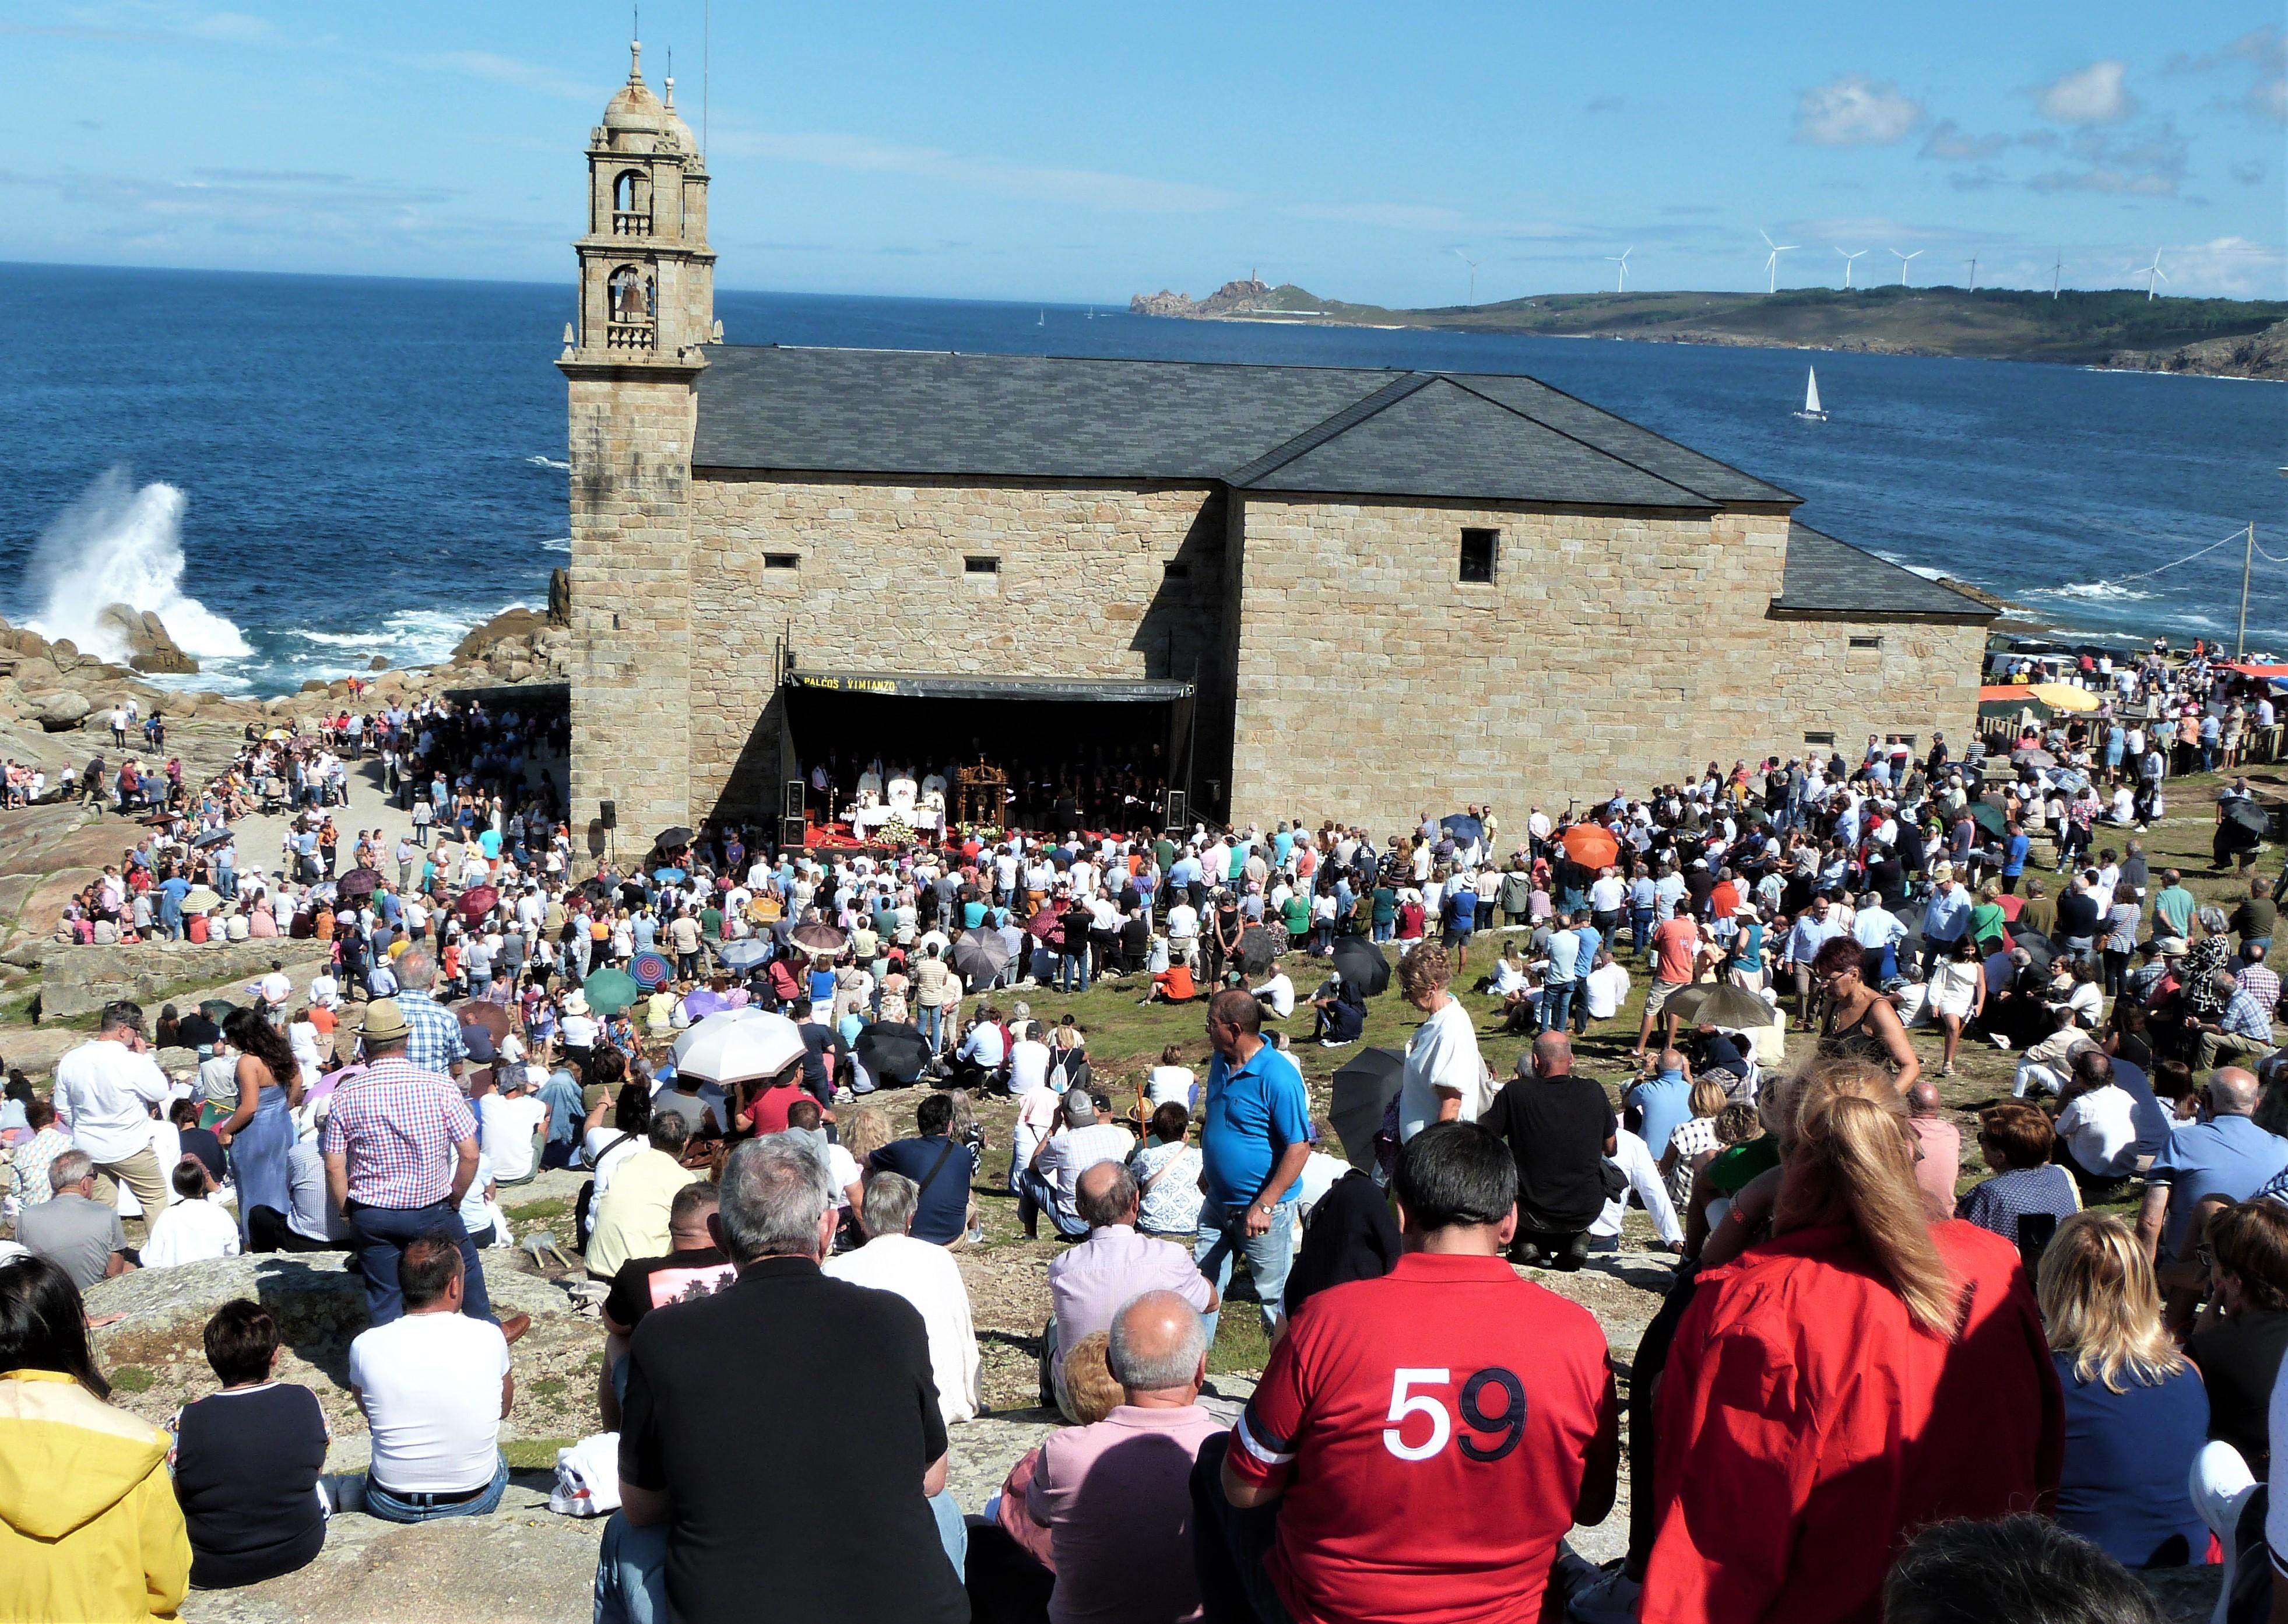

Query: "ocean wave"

xmin=2032 ymin=581 xmax=2158 ymax=603
xmin=1870 ymin=549 xmax=1950 ymax=583
xmin=525 ymin=455 xmax=570 ymax=472
xmin=542 ymin=537 xmax=571 ymax=553
xmin=282 ymin=603 xmax=533 ymax=666
xmin=20 ymin=468 xmax=254 ymax=662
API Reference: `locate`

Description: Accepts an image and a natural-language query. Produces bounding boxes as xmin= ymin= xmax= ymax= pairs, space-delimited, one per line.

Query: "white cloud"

xmin=2036 ymin=61 xmax=2136 ymax=124
xmin=1283 ymin=201 xmax=1465 ymax=232
xmin=184 ymin=11 xmax=269 ymax=41
xmin=2139 ymin=236 xmax=2286 ymax=298
xmin=2027 ymin=122 xmax=2188 ymax=197
xmin=707 ymin=128 xmax=1236 ymax=214
xmin=424 ymin=51 xmax=604 ymax=106
xmin=1794 ymin=75 xmax=1923 ymax=146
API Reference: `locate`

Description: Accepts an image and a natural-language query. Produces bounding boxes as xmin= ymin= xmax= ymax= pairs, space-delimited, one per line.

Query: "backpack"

xmin=574 ymin=1133 xmax=636 ymax=1247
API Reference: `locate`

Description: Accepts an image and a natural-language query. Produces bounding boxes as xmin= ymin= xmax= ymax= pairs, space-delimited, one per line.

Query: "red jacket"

xmin=1642 ymin=1220 xmax=2063 ymax=1624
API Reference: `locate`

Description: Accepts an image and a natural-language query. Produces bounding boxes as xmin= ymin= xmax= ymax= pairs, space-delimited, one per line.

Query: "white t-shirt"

xmin=479 ymin=1092 xmax=547 ymax=1183
xmin=1584 ymin=961 xmax=1632 ymax=1021
xmin=582 ymin=1125 xmax=645 ymax=1198
xmin=1145 ymin=1066 xmax=1196 ymax=1110
xmin=822 ymin=1233 xmax=981 ymax=1425
xmin=1008 ymin=1039 xmax=1051 ymax=1097
xmin=1253 ymin=972 xmax=1295 ymax=1018
xmin=560 ymin=1014 xmax=600 ymax=1050
xmin=348 ymin=1310 xmax=509 ymax=1493
xmin=53 ymin=1039 xmax=171 ymax=1163
xmin=140 ymin=1197 xmax=242 ymax=1268
xmin=1399 ymin=999 xmax=1491 ymax=1142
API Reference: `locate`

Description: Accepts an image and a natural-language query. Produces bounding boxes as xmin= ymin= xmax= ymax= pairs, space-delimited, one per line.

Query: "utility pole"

xmin=2238 ymin=519 xmax=2254 ymax=658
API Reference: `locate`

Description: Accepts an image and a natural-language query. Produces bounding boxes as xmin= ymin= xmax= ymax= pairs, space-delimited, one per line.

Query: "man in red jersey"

xmin=1193 ymin=1121 xmax=1619 ymax=1623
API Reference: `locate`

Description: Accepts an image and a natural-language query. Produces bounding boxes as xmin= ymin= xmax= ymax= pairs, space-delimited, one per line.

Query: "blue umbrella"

xmin=653 ymin=867 xmax=687 ymax=883
xmin=1440 ymin=813 xmax=1485 ymax=848
xmin=719 ymin=940 xmax=770 ymax=972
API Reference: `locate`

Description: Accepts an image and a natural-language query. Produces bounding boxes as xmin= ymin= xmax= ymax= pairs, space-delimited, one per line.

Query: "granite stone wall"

xmin=1224 ymin=496 xmax=1983 ymax=833
xmin=679 ymin=473 xmax=1231 ymax=823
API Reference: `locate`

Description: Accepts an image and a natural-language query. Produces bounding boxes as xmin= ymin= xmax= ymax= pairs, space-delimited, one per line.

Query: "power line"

xmin=2104 ymin=526 xmax=2264 ymax=583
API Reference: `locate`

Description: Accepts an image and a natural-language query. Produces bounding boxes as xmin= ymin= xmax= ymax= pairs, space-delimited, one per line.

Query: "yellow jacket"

xmin=0 ymin=1370 xmax=190 ymax=1622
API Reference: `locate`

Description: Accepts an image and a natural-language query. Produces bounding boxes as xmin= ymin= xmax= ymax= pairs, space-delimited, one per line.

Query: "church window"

xmin=765 ymin=553 xmax=800 ymax=570
xmin=964 ymin=556 xmax=1001 ymax=574
xmin=1803 ymin=730 xmax=1836 ymax=746
xmin=1458 ymin=528 xmax=1498 ymax=583
xmin=1849 ymin=635 xmax=1883 ymax=650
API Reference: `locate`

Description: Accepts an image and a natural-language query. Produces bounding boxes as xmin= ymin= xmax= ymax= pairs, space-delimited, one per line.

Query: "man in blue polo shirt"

xmin=1197 ymin=989 xmax=1312 ymax=1341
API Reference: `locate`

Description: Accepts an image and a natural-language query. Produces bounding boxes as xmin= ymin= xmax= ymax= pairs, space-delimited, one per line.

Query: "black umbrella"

xmin=192 ymin=827 xmax=232 ymax=849
xmin=953 ymin=930 xmax=1010 ymax=987
xmin=2224 ymin=799 xmax=2268 ymax=841
xmin=653 ymin=827 xmax=693 ymax=852
xmin=1893 ymin=899 xmax=1928 ymax=957
xmin=2005 ymin=925 xmax=2057 ymax=973
xmin=1330 ymin=935 xmax=1392 ymax=998
xmin=1330 ymin=1047 xmax=1406 ymax=1170
xmin=855 ymin=1022 xmax=932 ymax=1089
xmin=1237 ymin=925 xmax=1282 ymax=978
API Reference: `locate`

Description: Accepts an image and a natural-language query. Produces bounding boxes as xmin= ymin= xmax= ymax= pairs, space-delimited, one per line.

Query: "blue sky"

xmin=2 ymin=1 xmax=2282 ymax=302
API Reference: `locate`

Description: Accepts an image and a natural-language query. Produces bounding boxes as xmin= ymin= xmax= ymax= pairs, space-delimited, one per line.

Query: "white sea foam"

xmin=526 ymin=455 xmax=571 ymax=472
xmin=1869 ymin=549 xmax=1950 ymax=582
xmin=542 ymin=537 xmax=572 ymax=553
xmin=285 ymin=603 xmax=532 ymax=667
xmin=2034 ymin=581 xmax=2158 ymax=603
xmin=22 ymin=468 xmax=252 ymax=663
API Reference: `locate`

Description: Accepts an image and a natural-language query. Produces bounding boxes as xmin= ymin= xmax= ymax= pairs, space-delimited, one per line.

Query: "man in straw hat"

xmin=321 ymin=997 xmax=529 ymax=1341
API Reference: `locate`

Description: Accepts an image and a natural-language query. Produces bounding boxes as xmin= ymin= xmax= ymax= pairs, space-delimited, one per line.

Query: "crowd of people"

xmin=0 ymin=642 xmax=2283 ymax=1622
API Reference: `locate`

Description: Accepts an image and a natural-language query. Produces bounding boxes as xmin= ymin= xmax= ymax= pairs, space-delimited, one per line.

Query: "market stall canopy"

xmin=786 ymin=670 xmax=1193 ymax=703
xmin=2027 ymin=683 xmax=2100 ymax=713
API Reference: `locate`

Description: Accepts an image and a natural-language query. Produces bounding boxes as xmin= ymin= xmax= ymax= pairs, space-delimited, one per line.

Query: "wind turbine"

xmin=2141 ymin=248 xmax=2167 ymax=301
xmin=1453 ymin=248 xmax=1479 ymax=307
xmin=2052 ymin=248 xmax=2063 ymax=300
xmin=1963 ymin=253 xmax=1979 ymax=291
xmin=1759 ymin=228 xmax=1798 ymax=294
xmin=1836 ymin=247 xmax=1868 ymax=289
xmin=1888 ymin=248 xmax=1923 ymax=286
xmin=1605 ymin=246 xmax=1632 ymax=293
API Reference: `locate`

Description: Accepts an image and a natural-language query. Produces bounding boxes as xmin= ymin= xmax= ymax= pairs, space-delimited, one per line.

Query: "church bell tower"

xmin=561 ymin=38 xmax=719 ymax=849
xmin=563 ymin=38 xmax=718 ymax=367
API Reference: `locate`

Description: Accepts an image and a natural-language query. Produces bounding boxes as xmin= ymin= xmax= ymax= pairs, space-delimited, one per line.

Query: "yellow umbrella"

xmin=2027 ymin=683 xmax=2099 ymax=713
xmin=262 ymin=728 xmax=292 ymax=741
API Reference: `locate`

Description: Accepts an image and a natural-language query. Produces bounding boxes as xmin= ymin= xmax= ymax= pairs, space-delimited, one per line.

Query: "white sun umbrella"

xmin=673 ymin=1010 xmax=806 ymax=1086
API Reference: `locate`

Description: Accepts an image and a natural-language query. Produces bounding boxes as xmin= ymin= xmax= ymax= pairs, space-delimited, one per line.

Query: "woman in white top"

xmin=1395 ymin=943 xmax=1489 ymax=1143
xmin=1145 ymin=1046 xmax=1197 ymax=1112
xmin=1924 ymin=934 xmax=1987 ymax=1077
xmin=142 ymin=1159 xmax=242 ymax=1268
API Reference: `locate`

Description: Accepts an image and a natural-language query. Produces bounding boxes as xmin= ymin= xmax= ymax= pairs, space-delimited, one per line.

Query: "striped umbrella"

xmin=630 ymin=951 xmax=673 ymax=991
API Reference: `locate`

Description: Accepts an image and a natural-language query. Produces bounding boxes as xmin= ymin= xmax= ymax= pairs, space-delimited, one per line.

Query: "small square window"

xmin=1459 ymin=528 xmax=1498 ymax=583
xmin=1848 ymin=634 xmax=1883 ymax=650
xmin=964 ymin=556 xmax=1000 ymax=575
xmin=1162 ymin=561 xmax=1190 ymax=579
xmin=764 ymin=553 xmax=800 ymax=570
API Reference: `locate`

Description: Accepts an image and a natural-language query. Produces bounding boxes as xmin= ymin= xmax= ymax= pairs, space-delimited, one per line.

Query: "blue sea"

xmin=4 ymin=263 xmax=2283 ymax=695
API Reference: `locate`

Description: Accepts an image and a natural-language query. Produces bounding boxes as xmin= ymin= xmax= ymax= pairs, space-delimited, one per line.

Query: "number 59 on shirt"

xmin=1383 ymin=1366 xmax=1527 ymax=1463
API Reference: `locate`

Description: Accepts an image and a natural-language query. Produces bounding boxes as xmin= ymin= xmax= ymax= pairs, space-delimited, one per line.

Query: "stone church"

xmin=561 ymin=44 xmax=1992 ymax=848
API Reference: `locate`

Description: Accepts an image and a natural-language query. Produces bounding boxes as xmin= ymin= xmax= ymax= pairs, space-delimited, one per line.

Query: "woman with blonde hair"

xmin=1393 ymin=942 xmax=1488 ymax=1144
xmin=1640 ymin=1059 xmax=2063 ymax=1623
xmin=2036 ymin=1211 xmax=2208 ymax=1569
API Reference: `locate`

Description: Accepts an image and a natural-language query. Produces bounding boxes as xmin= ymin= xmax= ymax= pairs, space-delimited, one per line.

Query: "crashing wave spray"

xmin=23 ymin=467 xmax=252 ymax=662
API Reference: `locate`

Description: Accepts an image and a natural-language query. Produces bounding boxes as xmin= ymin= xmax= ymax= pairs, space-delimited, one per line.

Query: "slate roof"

xmin=692 ymin=345 xmax=1791 ymax=509
xmin=1774 ymin=524 xmax=1994 ymax=620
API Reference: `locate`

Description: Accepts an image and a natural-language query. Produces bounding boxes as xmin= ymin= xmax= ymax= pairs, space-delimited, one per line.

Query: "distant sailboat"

xmin=1794 ymin=366 xmax=1827 ymax=422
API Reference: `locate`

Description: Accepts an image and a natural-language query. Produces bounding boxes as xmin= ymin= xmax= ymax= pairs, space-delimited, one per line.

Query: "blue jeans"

xmin=1058 ymin=949 xmax=1089 ymax=993
xmin=596 ymin=1490 xmax=966 ymax=1623
xmin=1195 ymin=1197 xmax=1296 ymax=1340
xmin=1630 ymin=908 xmax=1654 ymax=955
xmin=343 ymin=1200 xmax=494 ymax=1326
xmin=1372 ymin=920 xmax=1393 ymax=943
xmin=918 ymin=1004 xmax=945 ymax=1051
xmin=1541 ymin=978 xmax=1574 ymax=1034
xmin=362 ymin=1451 xmax=509 ymax=1523
xmin=1019 ymin=1168 xmax=1088 ymax=1239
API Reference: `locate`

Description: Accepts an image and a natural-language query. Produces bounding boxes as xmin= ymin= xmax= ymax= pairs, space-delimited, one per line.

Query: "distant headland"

xmin=1127 ymin=279 xmax=2288 ymax=379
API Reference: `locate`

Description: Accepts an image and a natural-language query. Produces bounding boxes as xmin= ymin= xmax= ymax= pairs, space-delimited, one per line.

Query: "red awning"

xmin=2227 ymin=663 xmax=2288 ymax=679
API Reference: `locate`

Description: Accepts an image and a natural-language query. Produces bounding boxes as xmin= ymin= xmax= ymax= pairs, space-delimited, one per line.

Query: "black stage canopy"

xmin=786 ymin=670 xmax=1193 ymax=704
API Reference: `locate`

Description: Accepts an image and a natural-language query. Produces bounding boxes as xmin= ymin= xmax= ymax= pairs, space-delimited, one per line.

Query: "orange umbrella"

xmin=1559 ymin=823 xmax=1619 ymax=868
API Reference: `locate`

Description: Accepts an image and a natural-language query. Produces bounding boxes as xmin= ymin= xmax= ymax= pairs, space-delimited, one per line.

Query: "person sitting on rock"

xmin=140 ymin=1158 xmax=242 ymax=1270
xmin=340 ymin=1233 xmax=514 ymax=1523
xmin=170 ymin=1300 xmax=331 ymax=1589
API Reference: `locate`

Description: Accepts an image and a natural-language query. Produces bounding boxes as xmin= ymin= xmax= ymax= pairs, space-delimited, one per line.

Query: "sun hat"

xmin=360 ymin=998 xmax=412 ymax=1044
xmin=562 ymin=990 xmax=591 ymax=1016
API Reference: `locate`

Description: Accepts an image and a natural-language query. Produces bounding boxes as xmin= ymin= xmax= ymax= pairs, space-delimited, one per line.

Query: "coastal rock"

xmin=97 ymin=603 xmax=200 ymax=676
xmin=369 ymin=655 xmax=389 ymax=670
xmin=548 ymin=565 xmax=571 ymax=627
xmin=37 ymin=939 xmax=331 ymax=1022
xmin=36 ymin=691 xmax=91 ymax=731
xmin=453 ymin=605 xmax=550 ymax=663
xmin=1129 ymin=277 xmax=1271 ymax=319
xmin=2107 ymin=318 xmax=2288 ymax=381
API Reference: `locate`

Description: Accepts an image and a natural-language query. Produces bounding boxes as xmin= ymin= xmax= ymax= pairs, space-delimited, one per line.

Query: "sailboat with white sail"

xmin=1794 ymin=367 xmax=1827 ymax=422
